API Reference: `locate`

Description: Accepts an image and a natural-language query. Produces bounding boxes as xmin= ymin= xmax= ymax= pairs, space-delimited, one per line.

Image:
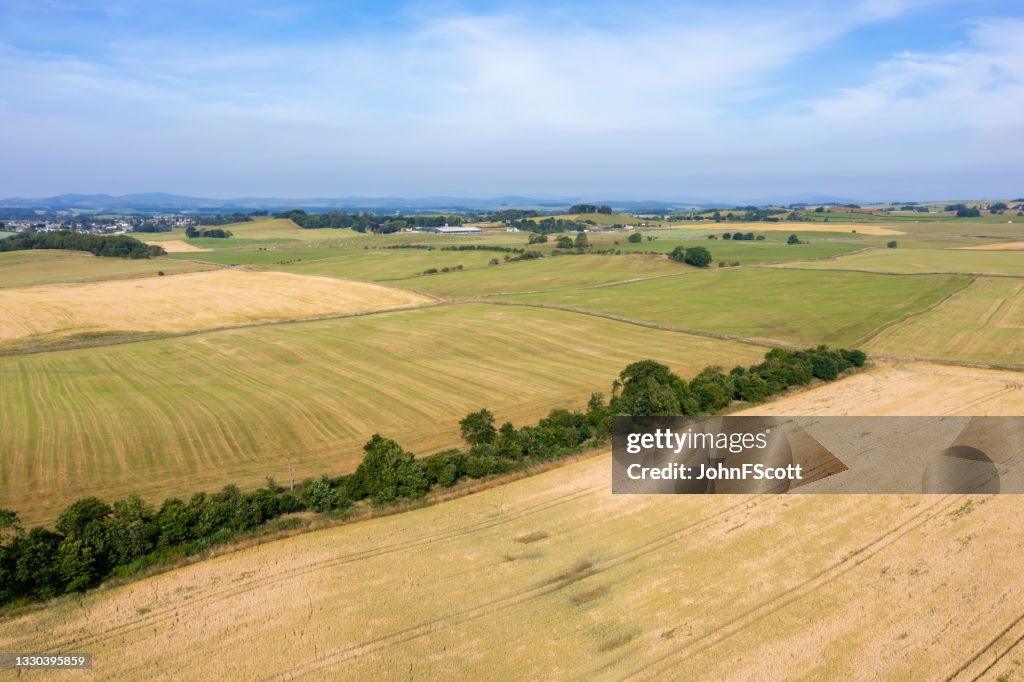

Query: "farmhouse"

xmin=419 ymin=225 xmax=483 ymax=235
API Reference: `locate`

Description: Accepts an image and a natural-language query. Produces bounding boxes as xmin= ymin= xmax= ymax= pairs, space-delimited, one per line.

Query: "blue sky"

xmin=1 ymin=0 xmax=1021 ymax=201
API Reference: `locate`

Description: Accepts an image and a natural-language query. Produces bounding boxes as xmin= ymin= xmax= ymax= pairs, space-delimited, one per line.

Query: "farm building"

xmin=419 ymin=225 xmax=483 ymax=234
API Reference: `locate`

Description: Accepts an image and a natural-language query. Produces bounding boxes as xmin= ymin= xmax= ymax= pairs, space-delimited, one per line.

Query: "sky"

xmin=0 ymin=0 xmax=1022 ymax=202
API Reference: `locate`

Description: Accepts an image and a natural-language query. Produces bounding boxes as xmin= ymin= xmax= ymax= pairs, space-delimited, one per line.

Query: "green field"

xmin=508 ymin=268 xmax=969 ymax=347
xmin=276 ymin=248 xmax=516 ymax=281
xmin=390 ymin=254 xmax=690 ymax=296
xmin=783 ymin=247 xmax=1024 ymax=276
xmin=866 ymin=277 xmax=1024 ymax=365
xmin=0 ymin=249 xmax=212 ymax=287
xmin=0 ymin=302 xmax=765 ymax=524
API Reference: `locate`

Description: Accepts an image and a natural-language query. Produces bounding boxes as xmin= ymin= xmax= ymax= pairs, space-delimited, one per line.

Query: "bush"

xmin=627 ymin=232 xmax=643 ymax=243
xmin=787 ymin=234 xmax=800 ymax=244
xmin=887 ymin=241 xmax=898 ymax=248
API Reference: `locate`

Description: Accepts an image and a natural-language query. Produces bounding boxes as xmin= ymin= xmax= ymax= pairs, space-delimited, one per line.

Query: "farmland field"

xmin=0 ymin=303 xmax=764 ymax=524
xmin=783 ymin=247 xmax=1024 ymax=276
xmin=0 ymin=250 xmax=212 ymax=287
xmin=865 ymin=277 xmax=1024 ymax=365
xmin=390 ymin=254 xmax=691 ymax=296
xmin=0 ymin=269 xmax=430 ymax=350
xmin=274 ymin=248 xmax=514 ymax=281
xmin=4 ymin=363 xmax=1022 ymax=680
xmin=509 ymin=268 xmax=969 ymax=347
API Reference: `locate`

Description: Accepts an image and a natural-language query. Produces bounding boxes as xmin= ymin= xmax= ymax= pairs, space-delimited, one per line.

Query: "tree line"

xmin=0 ymin=232 xmax=165 ymax=259
xmin=196 ymin=213 xmax=259 ymax=226
xmin=185 ymin=226 xmax=232 ymax=239
xmin=0 ymin=345 xmax=865 ymax=608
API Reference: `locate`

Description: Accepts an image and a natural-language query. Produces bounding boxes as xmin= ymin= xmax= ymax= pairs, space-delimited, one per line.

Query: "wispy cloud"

xmin=0 ymin=0 xmax=1020 ymax=199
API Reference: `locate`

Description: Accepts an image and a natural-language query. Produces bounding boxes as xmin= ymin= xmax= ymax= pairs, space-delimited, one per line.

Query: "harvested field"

xmin=0 ymin=303 xmax=764 ymax=524
xmin=4 ymin=363 xmax=1023 ymax=680
xmin=0 ymin=269 xmax=430 ymax=349
xmin=959 ymin=240 xmax=1024 ymax=250
xmin=865 ymin=277 xmax=1024 ymax=365
xmin=783 ymin=248 xmax=1024 ymax=276
xmin=146 ymin=239 xmax=209 ymax=253
xmin=0 ymin=250 xmax=212 ymax=288
xmin=511 ymin=268 xmax=968 ymax=347
xmin=391 ymin=255 xmax=690 ymax=297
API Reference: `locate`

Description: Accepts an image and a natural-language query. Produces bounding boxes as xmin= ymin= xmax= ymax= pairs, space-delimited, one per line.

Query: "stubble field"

xmin=0 ymin=303 xmax=764 ymax=524
xmin=0 ymin=268 xmax=431 ymax=350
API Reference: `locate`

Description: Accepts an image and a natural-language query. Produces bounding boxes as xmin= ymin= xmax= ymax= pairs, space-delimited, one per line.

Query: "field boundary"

xmin=852 ymin=275 xmax=977 ymax=347
xmin=0 ymin=300 xmax=448 ymax=357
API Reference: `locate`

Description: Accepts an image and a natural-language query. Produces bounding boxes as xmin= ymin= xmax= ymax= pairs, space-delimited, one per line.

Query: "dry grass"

xmin=145 ymin=240 xmax=209 ymax=252
xmin=3 ymin=363 xmax=1024 ymax=680
xmin=958 ymin=240 xmax=1024 ymax=250
xmin=0 ymin=249 xmax=212 ymax=287
xmin=0 ymin=269 xmax=431 ymax=349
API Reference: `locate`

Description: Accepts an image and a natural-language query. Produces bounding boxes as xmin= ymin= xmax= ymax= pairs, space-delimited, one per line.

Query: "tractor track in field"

xmin=946 ymin=606 xmax=1024 ymax=681
xmin=44 ymin=481 xmax=607 ymax=654
xmin=613 ymin=494 xmax=967 ymax=680
xmin=262 ymin=493 xmax=786 ymax=681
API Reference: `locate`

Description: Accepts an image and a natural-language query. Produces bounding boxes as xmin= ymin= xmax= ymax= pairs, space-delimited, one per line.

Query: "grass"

xmin=5 ymin=361 xmax=1024 ymax=678
xmin=390 ymin=254 xmax=690 ymax=296
xmin=508 ymin=268 xmax=969 ymax=347
xmin=866 ymin=277 xmax=1024 ymax=365
xmin=274 ymin=248 xmax=506 ymax=281
xmin=782 ymin=247 xmax=1024 ymax=276
xmin=0 ymin=302 xmax=764 ymax=524
xmin=0 ymin=249 xmax=212 ymax=287
xmin=0 ymin=269 xmax=430 ymax=350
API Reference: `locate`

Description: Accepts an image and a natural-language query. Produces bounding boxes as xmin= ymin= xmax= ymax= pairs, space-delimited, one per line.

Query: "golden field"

xmin=3 ymin=362 xmax=1023 ymax=680
xmin=0 ymin=268 xmax=432 ymax=349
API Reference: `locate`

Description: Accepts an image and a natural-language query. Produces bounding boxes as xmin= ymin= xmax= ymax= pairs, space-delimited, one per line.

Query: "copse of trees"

xmin=509 ymin=217 xmax=590 ymax=235
xmin=0 ymin=231 xmax=164 ymax=259
xmin=0 ymin=345 xmax=866 ymax=608
xmin=185 ymin=226 xmax=232 ymax=239
xmin=196 ymin=213 xmax=256 ymax=226
xmin=668 ymin=245 xmax=712 ymax=268
xmin=568 ymin=204 xmax=612 ymax=214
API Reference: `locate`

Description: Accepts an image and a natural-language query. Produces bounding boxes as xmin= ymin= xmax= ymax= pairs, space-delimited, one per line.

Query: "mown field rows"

xmin=0 ymin=269 xmax=430 ymax=350
xmin=508 ymin=268 xmax=969 ymax=347
xmin=389 ymin=255 xmax=690 ymax=296
xmin=866 ymin=277 xmax=1024 ymax=365
xmin=0 ymin=250 xmax=212 ymax=288
xmin=4 ymin=363 xmax=1022 ymax=680
xmin=783 ymin=247 xmax=1024 ymax=276
xmin=0 ymin=303 xmax=765 ymax=524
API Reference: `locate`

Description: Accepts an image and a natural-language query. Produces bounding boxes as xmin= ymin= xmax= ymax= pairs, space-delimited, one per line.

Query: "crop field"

xmin=612 ymin=237 xmax=866 ymax=263
xmin=274 ymin=248 xmax=509 ymax=281
xmin=783 ymin=247 xmax=1024 ymax=276
xmin=0 ymin=269 xmax=430 ymax=350
xmin=0 ymin=250 xmax=212 ymax=287
xmin=509 ymin=268 xmax=969 ymax=347
xmin=0 ymin=303 xmax=764 ymax=524
xmin=390 ymin=254 xmax=690 ymax=297
xmin=142 ymin=218 xmax=346 ymax=244
xmin=4 ymin=363 xmax=1023 ymax=680
xmin=865 ymin=277 xmax=1024 ymax=365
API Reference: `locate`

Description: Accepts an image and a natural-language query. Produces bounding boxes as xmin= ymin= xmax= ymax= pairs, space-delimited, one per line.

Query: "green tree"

xmin=627 ymin=231 xmax=643 ymax=243
xmin=683 ymin=246 xmax=712 ymax=268
xmin=557 ymin=235 xmax=574 ymax=249
xmin=460 ymin=408 xmax=497 ymax=446
xmin=353 ymin=435 xmax=428 ymax=504
xmin=574 ymin=232 xmax=589 ymax=248
xmin=787 ymin=234 xmax=800 ymax=244
xmin=528 ymin=232 xmax=548 ymax=244
xmin=887 ymin=241 xmax=898 ymax=248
